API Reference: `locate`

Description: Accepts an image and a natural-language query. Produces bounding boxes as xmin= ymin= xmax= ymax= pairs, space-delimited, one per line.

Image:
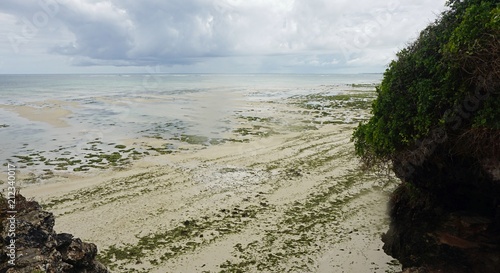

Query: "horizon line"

xmin=0 ymin=72 xmax=384 ymax=76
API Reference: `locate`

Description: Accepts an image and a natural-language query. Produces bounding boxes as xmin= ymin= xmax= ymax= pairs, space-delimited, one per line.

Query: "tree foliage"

xmin=353 ymin=0 xmax=500 ymax=167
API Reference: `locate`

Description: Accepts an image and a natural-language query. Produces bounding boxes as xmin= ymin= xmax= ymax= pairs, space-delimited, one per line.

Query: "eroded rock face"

xmin=0 ymin=194 xmax=109 ymax=273
xmin=384 ymin=154 xmax=500 ymax=273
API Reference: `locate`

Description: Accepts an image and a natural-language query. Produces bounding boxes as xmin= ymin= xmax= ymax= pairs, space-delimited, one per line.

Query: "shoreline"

xmin=5 ymin=89 xmax=376 ymax=181
xmin=10 ymin=86 xmax=400 ymax=272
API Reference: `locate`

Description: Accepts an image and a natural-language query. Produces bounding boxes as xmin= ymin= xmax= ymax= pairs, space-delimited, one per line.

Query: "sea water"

xmin=0 ymin=74 xmax=382 ymax=174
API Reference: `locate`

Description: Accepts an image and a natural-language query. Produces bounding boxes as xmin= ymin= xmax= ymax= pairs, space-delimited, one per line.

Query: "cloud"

xmin=52 ymin=1 xmax=134 ymax=61
xmin=0 ymin=0 xmax=447 ymax=72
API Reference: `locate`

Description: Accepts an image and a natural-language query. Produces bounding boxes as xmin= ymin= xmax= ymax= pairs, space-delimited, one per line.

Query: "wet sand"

xmin=0 ymin=100 xmax=76 ymax=128
xmin=22 ymin=127 xmax=399 ymax=272
xmin=17 ymin=90 xmax=400 ymax=272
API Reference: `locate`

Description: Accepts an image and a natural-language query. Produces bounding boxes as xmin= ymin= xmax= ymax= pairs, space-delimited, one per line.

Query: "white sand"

xmin=0 ymin=100 xmax=75 ymax=127
xmin=22 ymin=122 xmax=400 ymax=272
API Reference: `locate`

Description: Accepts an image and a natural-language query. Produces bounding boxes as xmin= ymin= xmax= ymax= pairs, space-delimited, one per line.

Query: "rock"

xmin=0 ymin=194 xmax=109 ymax=273
xmin=384 ymin=155 xmax=500 ymax=273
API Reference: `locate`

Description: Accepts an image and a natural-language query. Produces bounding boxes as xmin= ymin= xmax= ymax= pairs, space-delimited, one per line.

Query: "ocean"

xmin=0 ymin=73 xmax=381 ymax=177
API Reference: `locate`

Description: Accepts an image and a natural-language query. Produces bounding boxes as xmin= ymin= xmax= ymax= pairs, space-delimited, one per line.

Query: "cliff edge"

xmin=353 ymin=0 xmax=499 ymax=271
xmin=384 ymin=156 xmax=500 ymax=272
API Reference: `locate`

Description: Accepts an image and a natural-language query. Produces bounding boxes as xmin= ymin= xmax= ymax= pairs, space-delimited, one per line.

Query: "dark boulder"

xmin=0 ymin=194 xmax=109 ymax=273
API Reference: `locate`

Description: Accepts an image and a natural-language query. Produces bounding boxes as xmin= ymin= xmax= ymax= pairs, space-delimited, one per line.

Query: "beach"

xmin=2 ymin=74 xmax=400 ymax=272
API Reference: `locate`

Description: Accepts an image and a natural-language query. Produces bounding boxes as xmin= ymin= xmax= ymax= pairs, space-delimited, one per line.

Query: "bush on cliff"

xmin=353 ymin=0 xmax=499 ymax=170
xmin=352 ymin=1 xmax=500 ymax=271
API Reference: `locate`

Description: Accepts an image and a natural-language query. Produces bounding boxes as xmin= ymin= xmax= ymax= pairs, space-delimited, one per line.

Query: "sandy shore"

xmin=11 ymin=88 xmax=400 ymax=272
xmin=0 ymin=100 xmax=77 ymax=128
xmin=22 ymin=120 xmax=400 ymax=272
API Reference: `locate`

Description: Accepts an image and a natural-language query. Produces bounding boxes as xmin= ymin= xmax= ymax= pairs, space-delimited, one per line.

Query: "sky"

xmin=0 ymin=0 xmax=448 ymax=74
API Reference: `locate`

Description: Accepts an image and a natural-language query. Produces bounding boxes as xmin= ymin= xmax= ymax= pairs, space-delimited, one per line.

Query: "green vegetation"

xmin=239 ymin=116 xmax=273 ymax=122
xmin=233 ymin=126 xmax=275 ymax=137
xmin=9 ymin=142 xmax=151 ymax=176
xmin=352 ymin=3 xmax=499 ymax=268
xmin=353 ymin=0 xmax=499 ymax=165
xmin=146 ymin=145 xmax=173 ymax=155
xmin=296 ymin=93 xmax=375 ymax=111
xmin=98 ymin=205 xmax=266 ymax=271
xmin=351 ymin=83 xmax=378 ymax=88
xmin=216 ymin=170 xmax=391 ymax=273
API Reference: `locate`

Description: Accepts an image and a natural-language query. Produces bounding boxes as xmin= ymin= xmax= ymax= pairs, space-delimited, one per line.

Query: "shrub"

xmin=353 ymin=0 xmax=500 ymax=167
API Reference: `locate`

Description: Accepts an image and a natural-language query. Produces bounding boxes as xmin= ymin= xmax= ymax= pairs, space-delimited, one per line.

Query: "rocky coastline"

xmin=0 ymin=194 xmax=108 ymax=273
xmin=383 ymin=152 xmax=500 ymax=272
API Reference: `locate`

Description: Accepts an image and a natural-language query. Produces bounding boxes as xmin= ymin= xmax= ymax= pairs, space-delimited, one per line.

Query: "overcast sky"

xmin=0 ymin=0 xmax=447 ymax=74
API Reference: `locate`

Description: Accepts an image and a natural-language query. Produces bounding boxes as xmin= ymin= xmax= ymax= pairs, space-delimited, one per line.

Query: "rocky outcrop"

xmin=383 ymin=152 xmax=500 ymax=273
xmin=0 ymin=194 xmax=109 ymax=273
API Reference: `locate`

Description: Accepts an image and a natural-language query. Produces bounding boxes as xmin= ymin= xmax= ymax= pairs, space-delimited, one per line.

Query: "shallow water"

xmin=0 ymin=73 xmax=381 ymax=174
